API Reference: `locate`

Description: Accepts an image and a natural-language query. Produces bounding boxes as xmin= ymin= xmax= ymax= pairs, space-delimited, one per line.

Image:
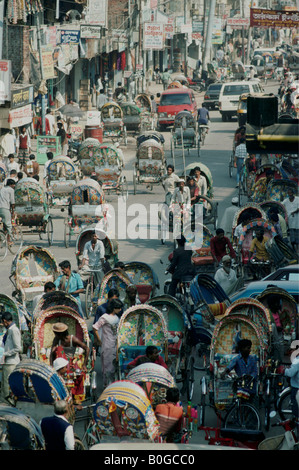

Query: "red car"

xmin=157 ymin=88 xmax=197 ymax=130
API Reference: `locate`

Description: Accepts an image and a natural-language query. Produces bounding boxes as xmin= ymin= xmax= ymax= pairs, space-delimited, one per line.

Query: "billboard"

xmin=250 ymin=8 xmax=299 ymax=28
xmin=143 ymin=23 xmax=164 ymax=50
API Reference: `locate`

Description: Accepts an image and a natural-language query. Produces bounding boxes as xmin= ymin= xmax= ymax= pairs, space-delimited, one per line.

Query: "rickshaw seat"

xmin=220 ymin=428 xmax=265 ymax=443
xmin=192 ymin=247 xmax=214 ymax=266
xmin=168 ymin=331 xmax=183 ymax=355
xmin=136 ymin=285 xmax=152 ymax=303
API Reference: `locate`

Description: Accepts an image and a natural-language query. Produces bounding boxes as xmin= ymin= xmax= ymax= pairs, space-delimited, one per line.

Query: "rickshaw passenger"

xmin=214 ymin=255 xmax=240 ymax=297
xmin=248 ymin=227 xmax=270 ymax=262
xmin=93 ymin=288 xmax=121 ymax=324
xmin=127 ymin=345 xmax=168 ymax=371
xmin=167 ymin=236 xmax=195 ymax=298
xmin=32 ymin=281 xmax=56 ymax=312
xmin=54 ymin=260 xmax=85 ymax=316
xmin=123 ymin=284 xmax=141 ymax=311
xmin=155 ymin=388 xmax=184 ymax=442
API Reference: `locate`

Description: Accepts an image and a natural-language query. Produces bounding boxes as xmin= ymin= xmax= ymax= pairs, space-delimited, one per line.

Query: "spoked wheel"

xmin=8 ymin=225 xmax=23 ymax=254
xmin=74 ymin=434 xmax=86 ymax=450
xmin=0 ymin=231 xmax=8 ymax=261
xmin=277 ymin=387 xmax=293 ymax=421
xmin=64 ymin=221 xmax=71 ymax=248
xmin=120 ymin=176 xmax=128 ymax=201
xmin=46 ymin=217 xmax=54 ymax=246
xmin=133 ymin=172 xmax=137 ymax=195
xmin=229 ymin=154 xmax=234 ymax=178
xmin=85 ymin=281 xmax=94 ymax=319
xmin=223 ymin=403 xmax=261 ymax=431
xmin=181 ymin=355 xmax=195 ymax=401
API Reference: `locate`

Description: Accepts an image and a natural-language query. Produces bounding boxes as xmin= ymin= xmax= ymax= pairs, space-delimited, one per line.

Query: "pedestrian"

xmin=92 ymin=298 xmax=123 ymax=387
xmin=210 ymin=228 xmax=236 ymax=267
xmin=282 ymin=188 xmax=299 ymax=251
xmin=16 ymin=126 xmax=31 ymax=169
xmin=0 ymin=311 xmax=22 ymax=404
xmin=219 ymin=197 xmax=239 ymax=238
xmin=43 ymin=151 xmax=54 ymax=183
xmin=57 ymin=122 xmax=68 ymax=156
xmin=40 ymin=399 xmax=75 ymax=451
xmin=7 ymin=154 xmax=20 ymax=174
xmin=46 ymin=108 xmax=56 ymax=135
xmin=97 ymin=88 xmax=108 ymax=111
xmin=283 ymin=342 xmax=299 ymax=421
xmin=24 ymin=154 xmax=40 ymax=179
xmin=93 ymin=288 xmax=121 ymax=324
xmin=162 ymin=164 xmax=181 ymax=205
xmin=162 ymin=68 xmax=171 ymax=90
xmin=150 ymin=95 xmax=157 ymax=113
xmin=234 ymin=137 xmax=247 ymax=187
xmin=0 ymin=179 xmax=16 ymax=244
xmin=54 ymin=260 xmax=85 ymax=315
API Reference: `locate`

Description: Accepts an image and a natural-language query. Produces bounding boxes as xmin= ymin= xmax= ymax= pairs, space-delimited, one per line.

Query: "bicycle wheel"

xmin=0 ymin=231 xmax=8 ymax=261
xmin=223 ymin=402 xmax=261 ymax=431
xmin=46 ymin=217 xmax=54 ymax=246
xmin=74 ymin=434 xmax=86 ymax=450
xmin=83 ymin=420 xmax=101 ymax=449
xmin=8 ymin=225 xmax=23 ymax=254
xmin=64 ymin=221 xmax=71 ymax=248
xmin=229 ymin=154 xmax=234 ymax=178
xmin=277 ymin=387 xmax=293 ymax=421
xmin=85 ymin=281 xmax=93 ymax=319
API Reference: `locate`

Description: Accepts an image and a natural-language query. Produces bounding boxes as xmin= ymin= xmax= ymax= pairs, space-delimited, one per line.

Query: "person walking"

xmin=40 ymin=400 xmax=75 ymax=450
xmin=162 ymin=68 xmax=171 ymax=90
xmin=0 ymin=312 xmax=22 ymax=404
xmin=0 ymin=179 xmax=16 ymax=245
xmin=17 ymin=126 xmax=31 ymax=169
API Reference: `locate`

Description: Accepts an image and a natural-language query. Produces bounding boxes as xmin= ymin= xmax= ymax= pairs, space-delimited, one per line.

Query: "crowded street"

xmin=0 ymin=0 xmax=298 ymax=455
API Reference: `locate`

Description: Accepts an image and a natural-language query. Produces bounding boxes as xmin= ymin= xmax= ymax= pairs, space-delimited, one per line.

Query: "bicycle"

xmin=75 ymin=403 xmax=101 ymax=449
xmin=0 ymin=215 xmax=23 ymax=261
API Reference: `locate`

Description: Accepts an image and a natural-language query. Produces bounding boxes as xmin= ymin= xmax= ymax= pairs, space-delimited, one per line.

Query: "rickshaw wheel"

xmin=74 ymin=434 xmax=86 ymax=450
xmin=0 ymin=231 xmax=8 ymax=261
xmin=133 ymin=172 xmax=137 ymax=195
xmin=120 ymin=176 xmax=128 ymax=201
xmin=64 ymin=221 xmax=71 ymax=248
xmin=8 ymin=225 xmax=23 ymax=254
xmin=85 ymin=282 xmax=93 ymax=319
xmin=123 ymin=127 xmax=128 ymax=146
xmin=46 ymin=217 xmax=54 ymax=246
xmin=229 ymin=153 xmax=234 ymax=177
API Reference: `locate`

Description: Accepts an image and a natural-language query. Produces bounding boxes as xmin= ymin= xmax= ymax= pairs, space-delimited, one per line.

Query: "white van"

xmin=218 ymin=80 xmax=264 ymax=121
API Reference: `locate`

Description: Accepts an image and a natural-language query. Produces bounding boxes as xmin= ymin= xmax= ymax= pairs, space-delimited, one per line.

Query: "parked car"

xmin=202 ymin=82 xmax=222 ymax=110
xmin=230 ymin=265 xmax=299 ymax=303
xmin=157 ymin=88 xmax=197 ymax=130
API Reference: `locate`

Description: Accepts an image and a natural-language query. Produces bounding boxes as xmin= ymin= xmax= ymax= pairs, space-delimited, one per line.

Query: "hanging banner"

xmin=250 ymin=8 xmax=299 ymax=28
xmin=81 ymin=24 xmax=101 ymax=39
xmin=86 ymin=0 xmax=107 ymax=27
xmin=143 ymin=23 xmax=164 ymax=50
xmin=0 ymin=60 xmax=11 ymax=102
xmin=41 ymin=45 xmax=56 ymax=79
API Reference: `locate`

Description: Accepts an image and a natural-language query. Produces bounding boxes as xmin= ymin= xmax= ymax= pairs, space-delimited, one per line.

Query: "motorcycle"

xmin=67 ymin=136 xmax=81 ymax=161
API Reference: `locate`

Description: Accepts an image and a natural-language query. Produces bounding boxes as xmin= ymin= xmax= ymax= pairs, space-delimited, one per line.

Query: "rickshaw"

xmin=231 ymin=203 xmax=267 ymax=242
xmin=122 ymin=262 xmax=160 ymax=303
xmin=120 ymin=102 xmax=141 ymax=134
xmin=116 ymin=304 xmax=168 ymax=380
xmin=64 ymin=178 xmax=106 ymax=248
xmin=266 ymin=178 xmax=298 ymax=203
xmin=78 ymin=138 xmax=102 ymax=167
xmin=14 ymin=177 xmax=54 ymax=246
xmin=251 ymin=164 xmax=283 ymax=204
xmin=0 ymin=405 xmax=45 ymax=450
xmin=93 ymin=380 xmax=160 ymax=442
xmin=45 ymin=155 xmax=79 ymax=208
xmin=256 ymin=286 xmax=298 ymax=351
xmin=135 ymin=93 xmax=154 ymax=132
xmin=231 ymin=60 xmax=246 ymax=80
xmin=32 ymin=300 xmax=94 ymax=403
xmin=260 ymin=200 xmax=288 ymax=225
xmin=199 ymin=309 xmax=269 ymax=432
xmin=147 ymin=294 xmax=195 ymax=400
xmin=0 ymin=162 xmax=7 ymax=182
xmin=136 ymin=130 xmax=165 ymax=148
xmin=170 ymin=111 xmax=200 ymax=158
xmin=101 ymin=102 xmax=128 ymax=146
xmin=126 ymin=363 xmax=176 ymax=407
xmin=9 ymin=245 xmax=59 ymax=312
xmin=133 ymin=138 xmax=166 ymax=194
xmin=187 ymin=224 xmax=216 ymax=276
xmin=79 ymin=142 xmax=128 ymax=200
xmin=236 ymin=219 xmax=276 ymax=279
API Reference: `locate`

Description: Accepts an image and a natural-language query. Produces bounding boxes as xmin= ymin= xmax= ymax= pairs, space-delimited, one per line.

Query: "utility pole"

xmin=202 ymin=0 xmax=216 ymax=72
xmin=36 ymin=13 xmax=46 ymax=135
xmin=0 ymin=0 xmax=4 ymax=60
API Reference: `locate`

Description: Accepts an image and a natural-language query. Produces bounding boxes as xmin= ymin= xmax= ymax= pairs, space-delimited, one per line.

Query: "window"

xmin=222 ymin=85 xmax=250 ymax=96
xmin=160 ymin=93 xmax=191 ymax=106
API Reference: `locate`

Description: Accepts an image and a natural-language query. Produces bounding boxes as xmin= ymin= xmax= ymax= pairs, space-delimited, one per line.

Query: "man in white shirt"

xmin=46 ymin=108 xmax=56 ymax=135
xmin=0 ymin=179 xmax=16 ymax=241
xmin=162 ymin=165 xmax=181 ymax=205
xmin=214 ymin=255 xmax=240 ymax=297
xmin=81 ymin=232 xmax=105 ymax=286
xmin=282 ymin=188 xmax=299 ymax=251
xmin=40 ymin=400 xmax=75 ymax=450
xmin=7 ymin=154 xmax=20 ymax=174
xmin=1 ymin=311 xmax=22 ymax=403
xmin=43 ymin=152 xmax=54 ymax=183
xmin=171 ymin=179 xmax=191 ymax=207
xmin=97 ymin=89 xmax=108 ymax=111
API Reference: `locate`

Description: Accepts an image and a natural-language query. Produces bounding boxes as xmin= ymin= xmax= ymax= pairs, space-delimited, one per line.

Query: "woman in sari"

xmin=92 ymin=298 xmax=123 ymax=387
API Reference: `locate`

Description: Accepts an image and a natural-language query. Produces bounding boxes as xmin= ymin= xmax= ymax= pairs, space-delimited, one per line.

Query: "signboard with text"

xmin=250 ymin=8 xmax=299 ymax=28
xmin=80 ymin=24 xmax=101 ymax=39
xmin=60 ymin=29 xmax=80 ymax=44
xmin=143 ymin=23 xmax=164 ymax=50
xmin=0 ymin=60 xmax=11 ymax=102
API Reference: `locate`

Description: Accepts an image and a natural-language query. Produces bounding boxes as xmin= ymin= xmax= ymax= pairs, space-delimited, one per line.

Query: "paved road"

xmin=3 ymin=79 xmax=285 ymax=448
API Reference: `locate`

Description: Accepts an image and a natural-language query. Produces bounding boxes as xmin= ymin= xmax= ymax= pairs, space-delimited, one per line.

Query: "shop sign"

xmin=250 ymin=8 xmax=299 ymax=28
xmin=81 ymin=25 xmax=102 ymax=39
xmin=60 ymin=29 xmax=80 ymax=44
xmin=144 ymin=23 xmax=164 ymax=50
xmin=11 ymin=86 xmax=34 ymax=109
xmin=0 ymin=60 xmax=11 ymax=102
xmin=8 ymin=104 xmax=32 ymax=128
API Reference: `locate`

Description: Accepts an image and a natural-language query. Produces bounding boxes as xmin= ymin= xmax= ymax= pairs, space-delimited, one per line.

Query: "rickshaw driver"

xmin=81 ymin=232 xmax=105 ymax=286
xmin=126 ymin=345 xmax=168 ymax=371
xmin=55 ymin=260 xmax=85 ymax=316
